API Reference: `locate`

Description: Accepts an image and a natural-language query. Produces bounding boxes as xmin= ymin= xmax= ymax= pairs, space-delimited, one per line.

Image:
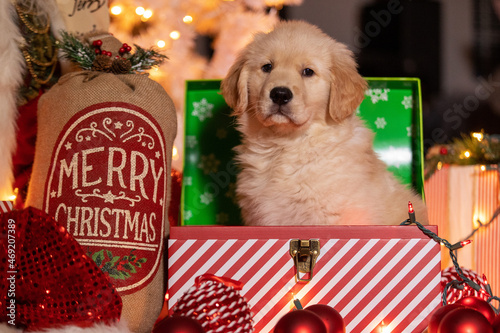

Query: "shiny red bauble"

xmin=438 ymin=307 xmax=493 ymax=333
xmin=428 ymin=304 xmax=465 ymax=333
xmin=456 ymin=296 xmax=496 ymax=324
xmin=305 ymin=304 xmax=345 ymax=333
xmin=274 ymin=310 xmax=327 ymax=333
xmin=153 ymin=315 xmax=205 ymax=333
xmin=492 ymin=314 xmax=500 ymax=333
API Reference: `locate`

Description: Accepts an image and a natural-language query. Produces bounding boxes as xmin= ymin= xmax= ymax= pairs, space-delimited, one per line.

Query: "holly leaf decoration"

xmin=88 ymin=248 xmax=148 ymax=280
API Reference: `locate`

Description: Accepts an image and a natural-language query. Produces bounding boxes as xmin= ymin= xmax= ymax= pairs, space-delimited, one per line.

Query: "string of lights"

xmin=460 ymin=206 xmax=500 ymax=243
xmin=401 ymin=202 xmax=500 ymax=314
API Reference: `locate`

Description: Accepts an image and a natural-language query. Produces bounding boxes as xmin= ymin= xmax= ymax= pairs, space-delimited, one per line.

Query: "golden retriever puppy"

xmin=221 ymin=20 xmax=427 ymax=225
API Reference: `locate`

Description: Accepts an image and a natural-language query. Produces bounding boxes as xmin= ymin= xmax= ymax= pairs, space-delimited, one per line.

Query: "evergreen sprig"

xmin=425 ymin=132 xmax=500 ymax=179
xmin=58 ymin=30 xmax=167 ymax=73
xmin=60 ymin=30 xmax=95 ymax=70
xmin=129 ymin=44 xmax=168 ymax=72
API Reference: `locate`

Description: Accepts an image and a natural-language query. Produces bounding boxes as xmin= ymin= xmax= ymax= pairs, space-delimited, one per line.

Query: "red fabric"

xmin=0 ymin=207 xmax=122 ymax=331
xmin=12 ymin=95 xmax=40 ymax=208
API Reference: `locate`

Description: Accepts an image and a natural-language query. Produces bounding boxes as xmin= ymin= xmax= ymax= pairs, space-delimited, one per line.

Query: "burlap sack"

xmin=26 ymin=70 xmax=176 ymax=333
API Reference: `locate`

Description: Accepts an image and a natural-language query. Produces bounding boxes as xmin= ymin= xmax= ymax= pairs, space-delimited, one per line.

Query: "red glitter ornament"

xmin=0 ymin=207 xmax=122 ymax=330
xmin=438 ymin=307 xmax=493 ymax=333
xmin=274 ymin=310 xmax=327 ymax=333
xmin=304 ymin=304 xmax=345 ymax=333
xmin=441 ymin=267 xmax=490 ymax=303
xmin=153 ymin=315 xmax=204 ymax=333
xmin=428 ymin=304 xmax=465 ymax=333
xmin=456 ymin=296 xmax=496 ymax=324
xmin=172 ymin=274 xmax=253 ymax=333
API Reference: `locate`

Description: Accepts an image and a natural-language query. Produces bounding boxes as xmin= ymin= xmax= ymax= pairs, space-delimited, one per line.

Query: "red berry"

xmin=96 ymin=40 xmax=103 ymax=47
xmin=122 ymin=43 xmax=129 ymax=48
xmin=119 ymin=47 xmax=125 ymax=54
xmin=126 ymin=46 xmax=132 ymax=52
xmin=440 ymin=147 xmax=448 ymax=155
xmin=95 ymin=49 xmax=101 ymax=54
xmin=107 ymin=51 xmax=112 ymax=57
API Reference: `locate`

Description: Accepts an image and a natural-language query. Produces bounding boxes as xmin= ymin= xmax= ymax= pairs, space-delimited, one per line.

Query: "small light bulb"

xmin=183 ymin=15 xmax=193 ymax=23
xmin=379 ymin=322 xmax=391 ymax=333
xmin=135 ymin=6 xmax=145 ymax=15
xmin=172 ymin=146 xmax=178 ymax=160
xmin=8 ymin=194 xmax=16 ymax=201
xmin=480 ymin=165 xmax=486 ymax=171
xmin=464 ymin=150 xmax=471 ymax=158
xmin=110 ymin=5 xmax=122 ymax=15
xmin=143 ymin=9 xmax=153 ymax=19
xmin=472 ymin=132 xmax=483 ymax=141
xmin=170 ymin=30 xmax=180 ymax=40
xmin=157 ymin=40 xmax=166 ymax=48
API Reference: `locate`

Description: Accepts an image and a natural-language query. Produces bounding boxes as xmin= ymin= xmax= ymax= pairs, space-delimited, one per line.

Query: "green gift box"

xmin=181 ymin=78 xmax=424 ymax=226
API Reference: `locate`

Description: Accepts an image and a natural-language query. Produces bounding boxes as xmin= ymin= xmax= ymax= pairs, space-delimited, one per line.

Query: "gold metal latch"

xmin=289 ymin=239 xmax=320 ymax=282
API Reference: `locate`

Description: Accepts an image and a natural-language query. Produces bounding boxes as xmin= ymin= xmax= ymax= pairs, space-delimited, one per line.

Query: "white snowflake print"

xmin=198 ymin=153 xmax=220 ymax=175
xmin=192 ymin=98 xmax=214 ymax=121
xmin=402 ymin=95 xmax=413 ymax=109
xmin=185 ymin=135 xmax=198 ymax=149
xmin=184 ymin=210 xmax=193 ymax=220
xmin=200 ymin=192 xmax=214 ymax=205
xmin=375 ymin=117 xmax=387 ymax=129
xmin=183 ymin=176 xmax=193 ymax=186
xmin=406 ymin=125 xmax=413 ymax=137
xmin=365 ymin=88 xmax=390 ymax=104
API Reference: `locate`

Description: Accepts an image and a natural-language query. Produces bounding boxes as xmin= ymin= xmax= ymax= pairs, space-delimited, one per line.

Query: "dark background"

xmin=280 ymin=0 xmax=500 ymax=153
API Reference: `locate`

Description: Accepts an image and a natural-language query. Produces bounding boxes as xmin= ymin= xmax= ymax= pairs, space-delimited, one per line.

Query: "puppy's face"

xmin=222 ymin=21 xmax=367 ymax=135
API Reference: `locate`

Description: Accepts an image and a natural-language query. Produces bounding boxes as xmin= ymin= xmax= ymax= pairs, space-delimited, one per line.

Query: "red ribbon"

xmin=195 ymin=274 xmax=244 ymax=290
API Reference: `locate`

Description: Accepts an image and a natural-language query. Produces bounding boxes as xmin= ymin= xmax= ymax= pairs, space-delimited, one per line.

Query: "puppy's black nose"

xmin=270 ymin=87 xmax=293 ymax=105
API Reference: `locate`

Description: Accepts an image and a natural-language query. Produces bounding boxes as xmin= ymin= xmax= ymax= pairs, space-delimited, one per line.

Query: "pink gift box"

xmin=168 ymin=225 xmax=441 ymax=333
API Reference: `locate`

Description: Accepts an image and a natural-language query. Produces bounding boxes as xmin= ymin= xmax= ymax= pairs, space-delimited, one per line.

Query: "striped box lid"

xmin=0 ymin=201 xmax=13 ymax=213
xmin=168 ymin=226 xmax=441 ymax=333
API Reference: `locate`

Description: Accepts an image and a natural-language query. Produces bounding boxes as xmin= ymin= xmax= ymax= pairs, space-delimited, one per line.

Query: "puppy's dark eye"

xmin=302 ymin=68 xmax=314 ymax=77
xmin=262 ymin=63 xmax=273 ymax=73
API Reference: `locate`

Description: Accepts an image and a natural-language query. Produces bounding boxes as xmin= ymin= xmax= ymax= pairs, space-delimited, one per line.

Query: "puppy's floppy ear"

xmin=221 ymin=54 xmax=249 ymax=115
xmin=328 ymin=45 xmax=367 ymax=122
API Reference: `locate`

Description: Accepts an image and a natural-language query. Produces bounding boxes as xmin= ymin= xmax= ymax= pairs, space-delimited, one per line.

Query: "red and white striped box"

xmin=167 ymin=225 xmax=441 ymax=333
xmin=0 ymin=201 xmax=14 ymax=213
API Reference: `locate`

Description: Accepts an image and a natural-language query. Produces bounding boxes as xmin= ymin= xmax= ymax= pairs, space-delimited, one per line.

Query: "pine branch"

xmin=59 ymin=30 xmax=95 ymax=70
xmin=425 ymin=132 xmax=500 ymax=179
xmin=129 ymin=45 xmax=168 ymax=72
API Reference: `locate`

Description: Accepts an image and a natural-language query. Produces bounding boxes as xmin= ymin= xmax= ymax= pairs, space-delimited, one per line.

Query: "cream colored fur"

xmin=0 ymin=0 xmax=25 ymax=200
xmin=221 ymin=21 xmax=427 ymax=226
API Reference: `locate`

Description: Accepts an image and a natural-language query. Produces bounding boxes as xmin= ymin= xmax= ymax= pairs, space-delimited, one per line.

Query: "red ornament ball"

xmin=173 ymin=275 xmax=253 ymax=333
xmin=492 ymin=315 xmax=500 ymax=333
xmin=438 ymin=307 xmax=493 ymax=333
xmin=439 ymin=146 xmax=448 ymax=155
xmin=274 ymin=310 xmax=327 ymax=333
xmin=441 ymin=267 xmax=489 ymax=303
xmin=304 ymin=304 xmax=345 ymax=333
xmin=428 ymin=304 xmax=465 ymax=333
xmin=456 ymin=296 xmax=496 ymax=324
xmin=153 ymin=315 xmax=204 ymax=333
